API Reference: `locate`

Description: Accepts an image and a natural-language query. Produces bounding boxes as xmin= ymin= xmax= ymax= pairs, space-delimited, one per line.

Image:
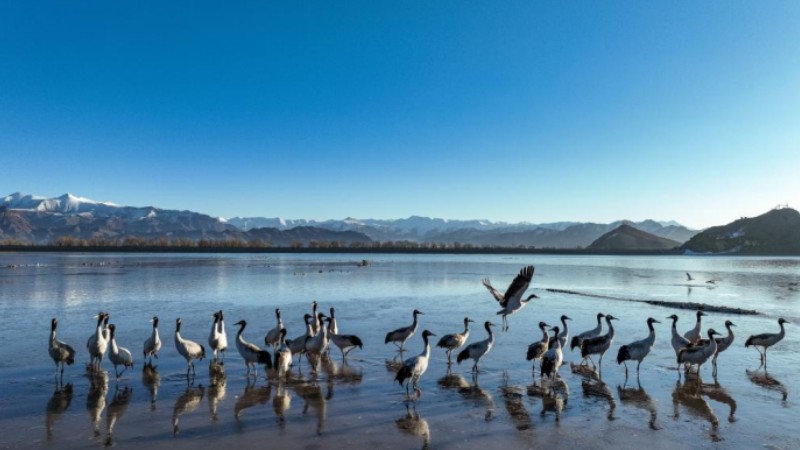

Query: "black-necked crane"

xmin=526 ymin=321 xmax=550 ymax=376
xmin=87 ymin=312 xmax=109 ymax=372
xmin=683 ymin=311 xmax=707 ymax=344
xmin=745 ymin=318 xmax=789 ymax=367
xmin=436 ymin=317 xmax=474 ymax=366
xmin=678 ymin=328 xmax=720 ymax=373
xmin=274 ymin=328 xmax=293 ymax=379
xmin=395 ymin=329 xmax=437 ymax=398
xmin=208 ymin=310 xmax=228 ymax=363
xmin=457 ymin=321 xmax=496 ymax=373
xmin=327 ymin=314 xmax=363 ymax=359
xmin=233 ymin=320 xmax=272 ymax=377
xmin=310 ymin=301 xmax=320 ymax=335
xmin=143 ymin=316 xmax=161 ymax=364
xmin=667 ymin=314 xmax=691 ymax=370
xmin=287 ymin=314 xmax=313 ymax=370
xmin=49 ymin=318 xmax=75 ymax=384
xmin=570 ymin=313 xmax=605 ymax=352
xmin=541 ymin=326 xmax=564 ymax=383
xmin=305 ymin=313 xmax=329 ymax=372
xmin=174 ymin=318 xmax=205 ymax=378
xmin=617 ymin=317 xmax=659 ymax=378
xmin=686 ymin=272 xmax=694 ymax=281
xmin=385 ymin=309 xmax=422 ymax=351
xmin=549 ymin=315 xmax=571 ymax=349
xmin=107 ymin=324 xmax=134 ymax=378
xmin=265 ymin=308 xmax=284 ymax=351
xmin=482 ymin=265 xmax=538 ymax=331
xmin=580 ymin=314 xmax=618 ymax=372
xmin=695 ymin=320 xmax=735 ymax=376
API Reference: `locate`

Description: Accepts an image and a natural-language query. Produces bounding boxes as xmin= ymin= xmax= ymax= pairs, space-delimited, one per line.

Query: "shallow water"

xmin=0 ymin=253 xmax=798 ymax=449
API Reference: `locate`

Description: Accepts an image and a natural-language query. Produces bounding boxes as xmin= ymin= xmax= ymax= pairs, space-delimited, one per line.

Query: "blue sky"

xmin=1 ymin=2 xmax=799 ymax=229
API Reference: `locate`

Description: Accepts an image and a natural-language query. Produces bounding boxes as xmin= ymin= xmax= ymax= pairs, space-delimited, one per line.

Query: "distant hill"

xmin=587 ymin=224 xmax=682 ymax=251
xmin=681 ymin=208 xmax=800 ymax=254
xmin=0 ymin=193 xmax=371 ymax=246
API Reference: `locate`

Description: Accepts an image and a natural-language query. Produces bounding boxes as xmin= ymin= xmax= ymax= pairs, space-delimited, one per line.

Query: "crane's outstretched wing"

xmin=482 ymin=278 xmax=505 ymax=304
xmin=503 ymin=265 xmax=534 ymax=302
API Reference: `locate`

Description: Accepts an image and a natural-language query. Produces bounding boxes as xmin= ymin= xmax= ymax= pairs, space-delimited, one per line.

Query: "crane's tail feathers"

xmin=384 ymin=333 xmax=392 ymax=344
xmin=199 ymin=345 xmax=206 ymax=359
xmin=617 ymin=345 xmax=629 ymax=365
xmin=456 ymin=348 xmax=469 ymax=364
xmin=350 ymin=335 xmax=364 ymax=349
xmin=526 ymin=344 xmax=538 ymax=361
xmin=395 ymin=366 xmax=411 ymax=386
xmin=258 ymin=350 xmax=273 ymax=368
xmin=570 ymin=336 xmax=581 ymax=351
xmin=744 ymin=336 xmax=754 ymax=347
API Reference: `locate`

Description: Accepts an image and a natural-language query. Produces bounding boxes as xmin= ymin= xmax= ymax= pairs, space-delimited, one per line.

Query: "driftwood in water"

xmin=545 ymin=288 xmax=761 ymax=316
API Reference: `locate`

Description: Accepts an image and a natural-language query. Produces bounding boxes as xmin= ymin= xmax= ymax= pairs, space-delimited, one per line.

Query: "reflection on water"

xmin=746 ymin=368 xmax=789 ymax=403
xmin=87 ymin=371 xmax=109 ymax=439
xmin=295 ymin=381 xmax=327 ymax=435
xmin=208 ymin=361 xmax=227 ymax=421
xmin=582 ymin=378 xmax=616 ymax=421
xmin=672 ymin=377 xmax=720 ymax=442
xmin=172 ymin=385 xmax=205 ymax=435
xmin=438 ymin=371 xmax=494 ymax=421
xmin=142 ymin=363 xmax=160 ymax=411
xmin=234 ymin=379 xmax=271 ymax=423
xmin=701 ymin=379 xmax=737 ymax=422
xmin=395 ymin=404 xmax=430 ymax=450
xmin=105 ymin=385 xmax=133 ymax=447
xmin=617 ymin=381 xmax=659 ymax=430
xmin=499 ymin=374 xmax=531 ymax=431
xmin=45 ymin=383 xmax=73 ymax=441
xmin=272 ymin=383 xmax=292 ymax=428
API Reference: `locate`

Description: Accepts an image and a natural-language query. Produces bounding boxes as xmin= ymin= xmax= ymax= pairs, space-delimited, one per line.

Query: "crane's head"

xmin=561 ymin=315 xmax=572 ymax=322
xmin=778 ymin=318 xmax=790 ymax=325
xmin=464 ymin=317 xmax=475 ymax=324
xmin=725 ymin=320 xmax=735 ymax=327
xmin=647 ymin=317 xmax=661 ymax=325
xmin=413 ymin=309 xmax=423 ymax=316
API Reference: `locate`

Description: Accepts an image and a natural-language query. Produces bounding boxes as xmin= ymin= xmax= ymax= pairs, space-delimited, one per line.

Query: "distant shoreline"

xmin=0 ymin=244 xmax=690 ymax=256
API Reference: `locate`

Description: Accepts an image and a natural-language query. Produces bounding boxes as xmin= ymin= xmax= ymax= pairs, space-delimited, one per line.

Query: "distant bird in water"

xmin=549 ymin=315 xmax=571 ymax=349
xmin=174 ymin=318 xmax=205 ymax=378
xmin=385 ymin=309 xmax=422 ymax=351
xmin=310 ymin=301 xmax=320 ymax=335
xmin=745 ymin=318 xmax=789 ymax=367
xmin=678 ymin=328 xmax=720 ymax=373
xmin=395 ymin=330 xmax=436 ymax=399
xmin=87 ymin=312 xmax=109 ymax=372
xmin=265 ymin=308 xmax=284 ymax=351
xmin=234 ymin=320 xmax=272 ymax=377
xmin=143 ymin=316 xmax=161 ymax=364
xmin=49 ymin=318 xmax=75 ymax=384
xmin=571 ymin=313 xmax=605 ymax=355
xmin=482 ymin=265 xmax=538 ymax=331
xmin=437 ymin=317 xmax=474 ymax=366
xmin=457 ymin=321 xmax=496 ymax=373
xmin=327 ymin=314 xmax=363 ymax=360
xmin=617 ymin=317 xmax=660 ymax=378
xmin=540 ymin=326 xmax=564 ymax=383
xmin=526 ymin=321 xmax=550 ymax=376
xmin=683 ymin=311 xmax=707 ymax=344
xmin=208 ymin=310 xmax=228 ymax=363
xmin=108 ymin=324 xmax=134 ymax=378
xmin=686 ymin=273 xmax=694 ymax=281
xmin=580 ymin=315 xmax=618 ymax=372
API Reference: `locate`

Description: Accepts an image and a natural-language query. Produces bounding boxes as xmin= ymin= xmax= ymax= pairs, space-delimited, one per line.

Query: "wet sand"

xmin=0 ymin=253 xmax=798 ymax=449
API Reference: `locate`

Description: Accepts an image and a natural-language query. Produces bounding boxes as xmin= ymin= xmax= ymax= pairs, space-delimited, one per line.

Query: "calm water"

xmin=0 ymin=252 xmax=798 ymax=449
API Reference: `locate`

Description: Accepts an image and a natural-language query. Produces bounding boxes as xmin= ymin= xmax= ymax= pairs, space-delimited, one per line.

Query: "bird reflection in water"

xmin=45 ymin=383 xmax=73 ymax=441
xmin=105 ymin=385 xmax=133 ymax=447
xmin=528 ymin=374 xmax=569 ymax=423
xmin=234 ymin=378 xmax=271 ymax=423
xmin=142 ymin=362 xmax=160 ymax=412
xmin=172 ymin=384 xmax=205 ymax=436
xmin=499 ymin=372 xmax=532 ymax=431
xmin=672 ymin=377 xmax=720 ymax=442
xmin=617 ymin=379 xmax=659 ymax=430
xmin=87 ymin=371 xmax=109 ymax=439
xmin=582 ymin=377 xmax=616 ymax=421
xmin=701 ymin=378 xmax=737 ymax=422
xmin=746 ymin=367 xmax=788 ymax=403
xmin=208 ymin=361 xmax=227 ymax=422
xmin=295 ymin=381 xmax=327 ymax=435
xmin=437 ymin=371 xmax=494 ymax=421
xmin=395 ymin=404 xmax=430 ymax=450
xmin=272 ymin=382 xmax=292 ymax=429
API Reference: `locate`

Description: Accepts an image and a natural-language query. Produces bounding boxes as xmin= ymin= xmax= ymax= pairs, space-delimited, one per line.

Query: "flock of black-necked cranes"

xmin=48 ymin=265 xmax=790 ymax=400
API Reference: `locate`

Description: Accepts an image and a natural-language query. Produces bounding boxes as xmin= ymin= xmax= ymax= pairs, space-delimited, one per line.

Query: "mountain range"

xmin=681 ymin=207 xmax=800 ymax=254
xmin=1 ymin=192 xmax=700 ymax=248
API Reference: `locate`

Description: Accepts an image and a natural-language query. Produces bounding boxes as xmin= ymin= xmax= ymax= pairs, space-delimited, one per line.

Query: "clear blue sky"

xmin=2 ymin=2 xmax=799 ymax=229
